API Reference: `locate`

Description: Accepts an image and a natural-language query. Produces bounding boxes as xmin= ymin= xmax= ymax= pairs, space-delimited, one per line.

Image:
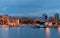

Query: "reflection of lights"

xmin=58 ymin=25 xmax=60 ymax=35
xmin=2 ymin=27 xmax=9 ymax=38
xmin=46 ymin=28 xmax=50 ymax=38
xmin=17 ymin=27 xmax=20 ymax=32
xmin=17 ymin=27 xmax=20 ymax=30
xmin=58 ymin=26 xmax=60 ymax=38
xmin=1 ymin=25 xmax=9 ymax=31
xmin=2 ymin=27 xmax=9 ymax=31
xmin=58 ymin=27 xmax=60 ymax=33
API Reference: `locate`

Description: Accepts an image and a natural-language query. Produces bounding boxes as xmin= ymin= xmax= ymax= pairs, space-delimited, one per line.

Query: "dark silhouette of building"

xmin=54 ymin=13 xmax=59 ymax=20
xmin=54 ymin=13 xmax=59 ymax=24
xmin=41 ymin=13 xmax=48 ymax=22
xmin=49 ymin=16 xmax=54 ymax=22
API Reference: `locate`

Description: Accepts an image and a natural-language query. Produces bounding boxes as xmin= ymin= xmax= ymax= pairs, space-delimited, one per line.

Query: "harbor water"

xmin=0 ymin=25 xmax=60 ymax=38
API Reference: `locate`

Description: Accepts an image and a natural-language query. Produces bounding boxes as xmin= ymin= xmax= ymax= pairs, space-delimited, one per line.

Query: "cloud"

xmin=0 ymin=8 xmax=59 ymax=17
xmin=9 ymin=14 xmax=25 ymax=16
xmin=20 ymin=9 xmax=60 ymax=16
xmin=41 ymin=9 xmax=60 ymax=13
xmin=0 ymin=7 xmax=8 ymax=11
xmin=1 ymin=7 xmax=8 ymax=11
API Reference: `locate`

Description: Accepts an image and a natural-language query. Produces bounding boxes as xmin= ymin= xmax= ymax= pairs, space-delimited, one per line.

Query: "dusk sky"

xmin=0 ymin=0 xmax=60 ymax=16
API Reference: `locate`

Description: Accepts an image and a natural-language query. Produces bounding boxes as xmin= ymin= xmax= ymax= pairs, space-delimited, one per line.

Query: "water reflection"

xmin=2 ymin=27 xmax=9 ymax=38
xmin=2 ymin=27 xmax=9 ymax=31
xmin=46 ymin=28 xmax=50 ymax=38
xmin=0 ymin=26 xmax=60 ymax=38
xmin=58 ymin=27 xmax=60 ymax=33
xmin=58 ymin=27 xmax=60 ymax=38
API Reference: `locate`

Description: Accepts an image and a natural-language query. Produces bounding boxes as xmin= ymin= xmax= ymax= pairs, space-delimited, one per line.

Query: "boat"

xmin=40 ymin=25 xmax=46 ymax=28
xmin=31 ymin=24 xmax=40 ymax=28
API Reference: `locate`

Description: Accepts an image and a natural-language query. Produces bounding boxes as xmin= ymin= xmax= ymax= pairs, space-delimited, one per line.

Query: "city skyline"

xmin=0 ymin=0 xmax=60 ymax=38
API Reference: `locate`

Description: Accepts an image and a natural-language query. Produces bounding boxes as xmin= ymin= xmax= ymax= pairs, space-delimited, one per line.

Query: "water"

xmin=0 ymin=26 xmax=60 ymax=38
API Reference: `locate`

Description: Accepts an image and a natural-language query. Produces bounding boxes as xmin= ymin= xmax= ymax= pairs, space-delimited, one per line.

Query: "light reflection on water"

xmin=58 ymin=28 xmax=60 ymax=33
xmin=0 ymin=26 xmax=60 ymax=38
xmin=2 ymin=27 xmax=9 ymax=38
xmin=58 ymin=27 xmax=60 ymax=38
xmin=46 ymin=28 xmax=50 ymax=38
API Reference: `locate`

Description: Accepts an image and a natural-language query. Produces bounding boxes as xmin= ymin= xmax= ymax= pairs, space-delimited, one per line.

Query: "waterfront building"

xmin=33 ymin=18 xmax=40 ymax=24
xmin=0 ymin=19 xmax=4 ymax=25
xmin=0 ymin=15 xmax=10 ymax=25
xmin=54 ymin=13 xmax=59 ymax=24
xmin=19 ymin=19 xmax=22 ymax=24
xmin=8 ymin=18 xmax=16 ymax=26
xmin=21 ymin=16 xmax=28 ymax=24
xmin=14 ymin=18 xmax=20 ymax=25
xmin=3 ymin=15 xmax=10 ymax=25
xmin=28 ymin=18 xmax=34 ymax=24
xmin=48 ymin=16 xmax=54 ymax=22
xmin=41 ymin=13 xmax=48 ymax=22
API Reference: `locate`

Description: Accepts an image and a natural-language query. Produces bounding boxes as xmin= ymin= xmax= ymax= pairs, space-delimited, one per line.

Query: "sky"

xmin=0 ymin=0 xmax=60 ymax=16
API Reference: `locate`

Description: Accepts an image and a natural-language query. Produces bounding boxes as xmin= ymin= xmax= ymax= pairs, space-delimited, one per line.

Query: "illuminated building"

xmin=21 ymin=16 xmax=28 ymax=24
xmin=48 ymin=16 xmax=54 ymax=22
xmin=54 ymin=13 xmax=59 ymax=24
xmin=14 ymin=18 xmax=20 ymax=25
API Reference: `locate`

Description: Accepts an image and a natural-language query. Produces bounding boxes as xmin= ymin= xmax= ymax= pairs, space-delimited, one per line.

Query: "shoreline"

xmin=0 ymin=24 xmax=59 ymax=28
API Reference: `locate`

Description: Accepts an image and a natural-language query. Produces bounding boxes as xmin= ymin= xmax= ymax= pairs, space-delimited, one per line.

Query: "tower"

xmin=54 ymin=13 xmax=59 ymax=24
xmin=42 ymin=13 xmax=48 ymax=22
